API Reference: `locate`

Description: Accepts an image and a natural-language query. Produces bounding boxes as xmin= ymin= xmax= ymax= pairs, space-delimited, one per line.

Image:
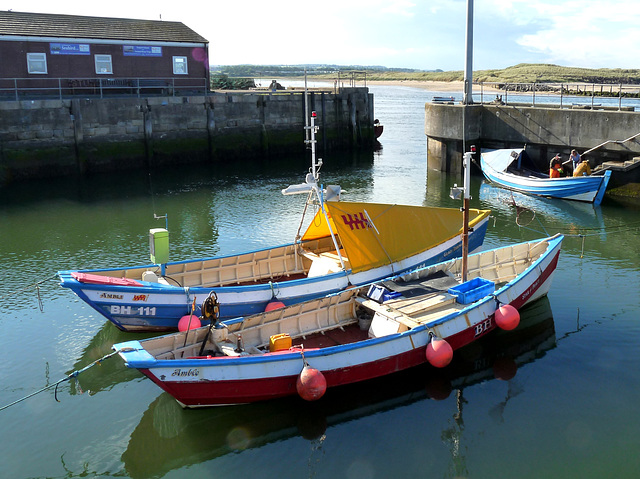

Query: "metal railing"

xmin=0 ymin=77 xmax=210 ymax=101
xmin=474 ymin=82 xmax=640 ymax=110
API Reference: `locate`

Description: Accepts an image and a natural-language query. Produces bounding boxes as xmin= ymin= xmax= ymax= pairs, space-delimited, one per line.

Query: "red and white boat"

xmin=113 ymin=233 xmax=563 ymax=407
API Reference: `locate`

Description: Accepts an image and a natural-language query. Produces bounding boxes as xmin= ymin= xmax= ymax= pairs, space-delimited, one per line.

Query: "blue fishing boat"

xmin=58 ymin=114 xmax=490 ymax=332
xmin=480 ymin=148 xmax=611 ymax=206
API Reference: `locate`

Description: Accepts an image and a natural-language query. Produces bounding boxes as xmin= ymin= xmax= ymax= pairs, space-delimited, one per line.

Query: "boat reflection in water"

xmin=66 ymin=322 xmax=156 ymax=396
xmin=122 ymin=297 xmax=556 ymax=479
xmin=479 ymin=181 xmax=606 ymax=237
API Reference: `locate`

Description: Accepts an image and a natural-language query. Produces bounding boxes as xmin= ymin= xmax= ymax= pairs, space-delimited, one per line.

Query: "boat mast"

xmin=461 ymin=148 xmax=473 ymax=282
xmin=283 ymin=110 xmax=346 ymax=271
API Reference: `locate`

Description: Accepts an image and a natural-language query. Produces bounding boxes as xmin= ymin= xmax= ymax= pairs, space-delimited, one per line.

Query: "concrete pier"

xmin=425 ymin=102 xmax=640 ymax=175
xmin=0 ymin=87 xmax=375 ymax=184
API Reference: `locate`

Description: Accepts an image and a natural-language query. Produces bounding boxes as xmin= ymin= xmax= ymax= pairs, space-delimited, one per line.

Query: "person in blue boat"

xmin=569 ymin=148 xmax=592 ymax=176
xmin=569 ymin=149 xmax=581 ymax=169
xmin=569 ymin=150 xmax=582 ymax=171
xmin=549 ymin=154 xmax=563 ymax=178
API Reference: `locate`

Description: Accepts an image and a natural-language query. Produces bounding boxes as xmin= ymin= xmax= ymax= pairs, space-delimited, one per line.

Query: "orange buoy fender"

xmin=178 ymin=314 xmax=201 ymax=332
xmin=426 ymin=335 xmax=453 ymax=368
xmin=265 ymin=300 xmax=286 ymax=312
xmin=296 ymin=365 xmax=327 ymax=401
xmin=495 ymin=304 xmax=520 ymax=331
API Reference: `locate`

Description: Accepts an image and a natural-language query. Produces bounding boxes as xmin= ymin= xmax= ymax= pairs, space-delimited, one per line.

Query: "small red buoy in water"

xmin=426 ymin=335 xmax=453 ymax=368
xmin=178 ymin=314 xmax=201 ymax=332
xmin=296 ymin=365 xmax=327 ymax=401
xmin=495 ymin=304 xmax=520 ymax=331
xmin=265 ymin=300 xmax=286 ymax=312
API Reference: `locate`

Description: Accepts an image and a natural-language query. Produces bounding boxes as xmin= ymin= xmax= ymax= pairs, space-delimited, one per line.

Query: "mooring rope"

xmin=503 ymin=200 xmax=640 ymax=259
xmin=0 ymin=273 xmax=58 ymax=313
xmin=0 ymin=349 xmax=123 ymax=412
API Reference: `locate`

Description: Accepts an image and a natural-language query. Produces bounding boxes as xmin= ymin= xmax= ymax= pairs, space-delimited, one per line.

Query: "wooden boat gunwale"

xmin=116 ymin=234 xmax=562 ymax=370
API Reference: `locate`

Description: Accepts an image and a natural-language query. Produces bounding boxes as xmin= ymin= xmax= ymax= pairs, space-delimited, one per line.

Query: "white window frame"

xmin=94 ymin=54 xmax=113 ymax=74
xmin=27 ymin=53 xmax=48 ymax=74
xmin=172 ymin=56 xmax=188 ymax=75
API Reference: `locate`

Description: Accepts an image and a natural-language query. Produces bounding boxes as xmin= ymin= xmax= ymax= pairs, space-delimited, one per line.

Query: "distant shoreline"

xmin=274 ymin=78 xmax=505 ymax=95
xmin=366 ymin=80 xmax=502 ymax=93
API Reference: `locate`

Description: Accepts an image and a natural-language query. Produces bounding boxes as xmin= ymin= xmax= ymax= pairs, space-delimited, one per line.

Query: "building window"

xmin=95 ymin=54 xmax=113 ymax=74
xmin=173 ymin=56 xmax=188 ymax=75
xmin=27 ymin=53 xmax=47 ymax=74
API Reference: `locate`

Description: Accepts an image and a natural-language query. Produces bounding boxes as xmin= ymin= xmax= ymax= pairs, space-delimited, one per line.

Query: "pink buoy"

xmin=495 ymin=304 xmax=520 ymax=331
xmin=426 ymin=335 xmax=453 ymax=368
xmin=296 ymin=365 xmax=327 ymax=401
xmin=178 ymin=314 xmax=201 ymax=332
xmin=265 ymin=300 xmax=286 ymax=312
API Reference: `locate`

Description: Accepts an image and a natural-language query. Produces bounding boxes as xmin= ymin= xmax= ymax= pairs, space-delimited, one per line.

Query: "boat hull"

xmin=480 ymin=153 xmax=611 ymax=205
xmin=115 ymin=235 xmax=562 ymax=406
xmin=60 ymin=218 xmax=489 ymax=331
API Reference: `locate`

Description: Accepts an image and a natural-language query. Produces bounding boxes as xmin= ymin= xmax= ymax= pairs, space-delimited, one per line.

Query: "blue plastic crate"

xmin=448 ymin=277 xmax=495 ymax=304
xmin=367 ymin=284 xmax=402 ymax=303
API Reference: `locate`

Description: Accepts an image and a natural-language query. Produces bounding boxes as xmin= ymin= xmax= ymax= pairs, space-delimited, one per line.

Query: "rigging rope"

xmin=0 ymin=273 xmax=57 ymax=306
xmin=0 ymin=349 xmax=123 ymax=412
xmin=502 ymin=195 xmax=640 ymax=258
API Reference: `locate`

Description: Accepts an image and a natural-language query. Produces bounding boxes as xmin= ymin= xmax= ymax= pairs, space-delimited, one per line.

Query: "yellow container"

xmin=269 ymin=333 xmax=292 ymax=352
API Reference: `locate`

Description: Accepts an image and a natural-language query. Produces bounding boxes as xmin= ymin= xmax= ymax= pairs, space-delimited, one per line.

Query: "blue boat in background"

xmin=480 ymin=148 xmax=611 ymax=206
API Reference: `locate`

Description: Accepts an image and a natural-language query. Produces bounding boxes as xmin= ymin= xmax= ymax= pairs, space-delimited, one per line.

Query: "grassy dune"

xmin=366 ymin=63 xmax=640 ymax=85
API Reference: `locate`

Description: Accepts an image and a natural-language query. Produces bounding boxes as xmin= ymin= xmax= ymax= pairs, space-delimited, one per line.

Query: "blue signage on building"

xmin=50 ymin=43 xmax=91 ymax=55
xmin=123 ymin=45 xmax=163 ymax=57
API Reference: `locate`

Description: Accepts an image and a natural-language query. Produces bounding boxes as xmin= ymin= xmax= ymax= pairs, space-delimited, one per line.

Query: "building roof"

xmin=0 ymin=10 xmax=207 ymax=44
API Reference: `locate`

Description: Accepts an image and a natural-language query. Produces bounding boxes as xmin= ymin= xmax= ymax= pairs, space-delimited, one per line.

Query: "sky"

xmin=3 ymin=0 xmax=640 ymax=71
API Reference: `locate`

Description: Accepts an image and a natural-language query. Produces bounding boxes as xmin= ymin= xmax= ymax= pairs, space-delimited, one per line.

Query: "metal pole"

xmin=461 ymin=150 xmax=471 ymax=283
xmin=304 ymin=68 xmax=309 ymax=143
xmin=463 ymin=0 xmax=474 ymax=105
xmin=619 ymin=83 xmax=622 ymax=111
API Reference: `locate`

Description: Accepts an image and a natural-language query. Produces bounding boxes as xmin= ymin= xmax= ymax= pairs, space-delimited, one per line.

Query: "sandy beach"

xmin=366 ymin=79 xmax=502 ymax=94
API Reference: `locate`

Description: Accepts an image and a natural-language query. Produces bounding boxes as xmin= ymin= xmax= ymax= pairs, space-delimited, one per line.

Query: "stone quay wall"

xmin=425 ymin=102 xmax=640 ymax=175
xmin=0 ymin=87 xmax=374 ymax=183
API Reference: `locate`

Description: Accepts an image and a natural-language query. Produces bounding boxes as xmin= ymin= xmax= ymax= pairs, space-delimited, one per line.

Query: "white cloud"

xmin=5 ymin=0 xmax=640 ymax=69
xmin=380 ymin=1 xmax=417 ymax=17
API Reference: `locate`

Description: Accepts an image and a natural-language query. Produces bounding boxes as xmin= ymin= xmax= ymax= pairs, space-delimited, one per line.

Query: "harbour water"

xmin=1 ymin=84 xmax=640 ymax=479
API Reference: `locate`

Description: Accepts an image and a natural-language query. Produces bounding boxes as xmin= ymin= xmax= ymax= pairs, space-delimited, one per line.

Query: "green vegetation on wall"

xmin=210 ymin=73 xmax=256 ymax=90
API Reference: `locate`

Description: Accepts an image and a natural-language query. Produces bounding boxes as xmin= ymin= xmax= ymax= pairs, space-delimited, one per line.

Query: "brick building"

xmin=0 ymin=10 xmax=209 ymax=97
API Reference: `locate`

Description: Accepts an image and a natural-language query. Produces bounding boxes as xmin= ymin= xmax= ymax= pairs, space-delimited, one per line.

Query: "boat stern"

xmin=113 ymin=340 xmax=157 ymax=368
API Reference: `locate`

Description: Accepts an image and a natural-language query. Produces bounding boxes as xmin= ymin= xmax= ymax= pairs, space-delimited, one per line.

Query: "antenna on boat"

xmin=282 ymin=109 xmax=346 ymax=271
xmin=304 ymin=67 xmax=310 ymax=144
xmin=282 ymin=111 xmax=322 ymax=196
